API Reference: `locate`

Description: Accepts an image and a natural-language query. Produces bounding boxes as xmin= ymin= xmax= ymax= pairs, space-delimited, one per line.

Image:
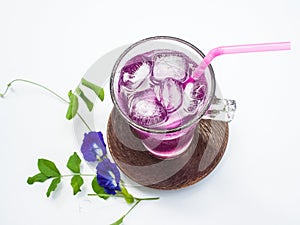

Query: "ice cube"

xmin=152 ymin=52 xmax=187 ymax=82
xmin=190 ymin=81 xmax=207 ymax=101
xmin=159 ymin=78 xmax=183 ymax=113
xmin=183 ymin=96 xmax=200 ymax=114
xmin=129 ymin=89 xmax=167 ymax=127
xmin=119 ymin=55 xmax=152 ymax=90
xmin=183 ymin=98 xmax=199 ymax=113
xmin=182 ymin=81 xmax=207 ymax=114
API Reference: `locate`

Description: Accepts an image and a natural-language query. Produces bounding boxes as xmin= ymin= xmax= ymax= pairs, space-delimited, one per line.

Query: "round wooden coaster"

xmin=107 ymin=108 xmax=229 ymax=190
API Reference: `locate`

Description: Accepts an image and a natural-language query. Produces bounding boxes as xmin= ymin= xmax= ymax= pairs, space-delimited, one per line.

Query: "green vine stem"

xmin=61 ymin=174 xmax=95 ymax=178
xmin=0 ymin=78 xmax=92 ymax=131
xmin=88 ymin=193 xmax=160 ymax=201
xmin=88 ymin=193 xmax=159 ymax=225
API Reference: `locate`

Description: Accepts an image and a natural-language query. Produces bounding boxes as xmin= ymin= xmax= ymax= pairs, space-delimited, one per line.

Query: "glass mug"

xmin=110 ymin=36 xmax=236 ymax=159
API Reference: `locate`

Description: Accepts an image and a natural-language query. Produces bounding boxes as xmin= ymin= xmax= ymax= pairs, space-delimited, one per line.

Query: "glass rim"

xmin=110 ymin=36 xmax=216 ymax=134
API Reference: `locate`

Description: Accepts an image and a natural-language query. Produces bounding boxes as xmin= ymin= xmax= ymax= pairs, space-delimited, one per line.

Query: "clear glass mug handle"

xmin=203 ymin=97 xmax=236 ymax=122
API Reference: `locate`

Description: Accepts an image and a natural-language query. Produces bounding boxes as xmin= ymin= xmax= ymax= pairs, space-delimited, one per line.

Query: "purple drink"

xmin=116 ymin=50 xmax=208 ymax=158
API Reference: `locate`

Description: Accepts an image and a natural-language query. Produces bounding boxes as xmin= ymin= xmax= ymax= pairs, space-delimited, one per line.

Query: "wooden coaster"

xmin=107 ymin=108 xmax=229 ymax=190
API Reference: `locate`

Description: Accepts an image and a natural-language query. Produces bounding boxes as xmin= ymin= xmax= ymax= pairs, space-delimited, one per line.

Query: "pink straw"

xmin=183 ymin=42 xmax=291 ymax=87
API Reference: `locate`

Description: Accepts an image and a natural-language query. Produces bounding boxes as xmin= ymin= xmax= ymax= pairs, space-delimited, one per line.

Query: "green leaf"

xmin=67 ymin=152 xmax=81 ymax=173
xmin=38 ymin=159 xmax=61 ymax=177
xmin=121 ymin=185 xmax=134 ymax=204
xmin=46 ymin=177 xmax=61 ymax=197
xmin=92 ymin=176 xmax=109 ymax=200
xmin=75 ymin=87 xmax=94 ymax=111
xmin=97 ymin=87 xmax=104 ymax=101
xmin=110 ymin=199 xmax=141 ymax=225
xmin=27 ymin=173 xmax=49 ymax=184
xmin=110 ymin=216 xmax=124 ymax=225
xmin=66 ymin=90 xmax=79 ymax=120
xmin=81 ymin=78 xmax=104 ymax=101
xmin=71 ymin=175 xmax=84 ymax=195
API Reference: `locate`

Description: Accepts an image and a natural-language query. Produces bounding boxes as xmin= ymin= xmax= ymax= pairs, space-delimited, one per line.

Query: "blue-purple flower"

xmin=80 ymin=131 xmax=121 ymax=194
xmin=96 ymin=158 xmax=121 ymax=194
xmin=81 ymin=131 xmax=107 ymax=162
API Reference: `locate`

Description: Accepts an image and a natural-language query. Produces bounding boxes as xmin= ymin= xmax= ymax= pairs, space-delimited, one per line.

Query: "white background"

xmin=0 ymin=0 xmax=299 ymax=224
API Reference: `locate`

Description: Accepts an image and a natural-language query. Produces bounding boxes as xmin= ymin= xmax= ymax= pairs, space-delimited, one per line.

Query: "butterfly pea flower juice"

xmin=111 ymin=37 xmax=215 ymax=159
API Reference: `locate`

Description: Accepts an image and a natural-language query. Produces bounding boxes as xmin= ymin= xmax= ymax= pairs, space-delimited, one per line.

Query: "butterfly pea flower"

xmin=81 ymin=131 xmax=107 ymax=162
xmin=96 ymin=158 xmax=121 ymax=195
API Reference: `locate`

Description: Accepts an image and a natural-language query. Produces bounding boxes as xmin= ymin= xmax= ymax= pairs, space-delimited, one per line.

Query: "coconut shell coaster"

xmin=107 ymin=107 xmax=229 ymax=190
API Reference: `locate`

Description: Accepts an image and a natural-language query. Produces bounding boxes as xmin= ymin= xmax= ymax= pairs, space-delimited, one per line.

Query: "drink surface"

xmin=117 ymin=49 xmax=208 ymax=131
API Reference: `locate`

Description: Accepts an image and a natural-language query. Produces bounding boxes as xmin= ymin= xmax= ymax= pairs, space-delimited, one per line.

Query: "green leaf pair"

xmin=65 ymin=78 xmax=104 ymax=120
xmin=67 ymin=152 xmax=84 ymax=195
xmin=27 ymin=159 xmax=61 ymax=197
xmin=27 ymin=152 xmax=84 ymax=197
